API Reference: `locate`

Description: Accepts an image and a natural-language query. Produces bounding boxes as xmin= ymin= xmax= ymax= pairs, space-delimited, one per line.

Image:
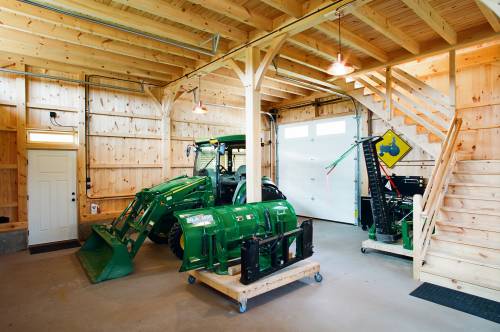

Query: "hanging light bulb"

xmin=192 ymin=100 xmax=208 ymax=114
xmin=192 ymin=75 xmax=208 ymax=114
xmin=328 ymin=11 xmax=354 ymax=76
xmin=328 ymin=52 xmax=355 ymax=76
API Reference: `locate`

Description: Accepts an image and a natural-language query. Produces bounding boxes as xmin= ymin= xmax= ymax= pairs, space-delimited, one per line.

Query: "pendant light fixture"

xmin=328 ymin=11 xmax=355 ymax=76
xmin=192 ymin=75 xmax=208 ymax=114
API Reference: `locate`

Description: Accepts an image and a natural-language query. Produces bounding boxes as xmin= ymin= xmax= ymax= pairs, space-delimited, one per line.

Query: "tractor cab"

xmin=191 ymin=135 xmax=247 ymax=205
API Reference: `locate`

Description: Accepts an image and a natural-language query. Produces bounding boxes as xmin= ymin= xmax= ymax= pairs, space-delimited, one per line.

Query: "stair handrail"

xmin=413 ymin=115 xmax=462 ymax=278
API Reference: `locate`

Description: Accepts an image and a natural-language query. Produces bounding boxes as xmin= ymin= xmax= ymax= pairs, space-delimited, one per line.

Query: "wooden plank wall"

xmin=415 ymin=47 xmax=499 ymax=159
xmin=0 ymin=73 xmax=18 ymax=228
xmin=170 ymin=96 xmax=272 ymax=179
xmin=0 ymin=67 xmax=273 ymax=236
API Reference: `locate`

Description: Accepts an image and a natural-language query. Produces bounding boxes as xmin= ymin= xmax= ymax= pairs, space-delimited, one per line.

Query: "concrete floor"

xmin=0 ymin=220 xmax=497 ymax=332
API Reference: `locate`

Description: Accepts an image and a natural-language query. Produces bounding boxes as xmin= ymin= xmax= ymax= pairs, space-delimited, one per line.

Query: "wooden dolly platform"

xmin=186 ymin=260 xmax=322 ymax=313
xmin=361 ymin=239 xmax=413 ymax=257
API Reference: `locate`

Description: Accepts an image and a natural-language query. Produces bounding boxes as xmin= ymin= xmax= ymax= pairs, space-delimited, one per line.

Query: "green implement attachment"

xmin=76 ymin=225 xmax=133 ymax=283
xmin=77 ymin=176 xmax=214 ymax=283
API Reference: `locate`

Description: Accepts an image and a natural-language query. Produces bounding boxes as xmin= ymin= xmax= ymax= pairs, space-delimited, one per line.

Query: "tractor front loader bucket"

xmin=76 ymin=225 xmax=133 ymax=283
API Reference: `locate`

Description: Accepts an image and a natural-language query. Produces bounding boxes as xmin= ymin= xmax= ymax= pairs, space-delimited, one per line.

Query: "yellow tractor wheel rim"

xmin=180 ymin=234 xmax=185 ymax=250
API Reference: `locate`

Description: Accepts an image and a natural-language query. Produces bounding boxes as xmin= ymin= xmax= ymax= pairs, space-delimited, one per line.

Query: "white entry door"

xmin=278 ymin=116 xmax=356 ymax=224
xmin=28 ymin=150 xmax=77 ymax=245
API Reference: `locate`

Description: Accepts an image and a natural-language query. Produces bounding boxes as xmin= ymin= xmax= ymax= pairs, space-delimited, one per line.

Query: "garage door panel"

xmin=278 ymin=116 xmax=356 ymax=224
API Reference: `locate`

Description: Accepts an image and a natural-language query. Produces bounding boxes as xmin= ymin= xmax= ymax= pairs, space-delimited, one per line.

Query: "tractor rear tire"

xmin=168 ymin=222 xmax=184 ymax=260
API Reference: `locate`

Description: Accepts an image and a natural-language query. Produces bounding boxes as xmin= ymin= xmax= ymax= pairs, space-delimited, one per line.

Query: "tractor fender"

xmin=232 ymin=177 xmax=286 ymax=205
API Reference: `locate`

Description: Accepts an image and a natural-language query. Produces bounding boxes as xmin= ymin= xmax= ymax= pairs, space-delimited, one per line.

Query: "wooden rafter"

xmin=475 ymin=0 xmax=500 ymax=32
xmin=188 ymin=0 xmax=273 ymax=31
xmin=316 ymin=21 xmax=389 ymax=62
xmin=341 ymin=24 xmax=499 ymax=79
xmin=112 ymin=0 xmax=248 ymax=42
xmin=0 ymin=28 xmax=174 ymax=81
xmin=477 ymin=0 xmax=500 ymax=16
xmin=0 ymin=0 xmax=209 ymax=61
xmin=38 ymin=0 xmax=219 ymax=49
xmin=0 ymin=9 xmax=196 ymax=70
xmin=400 ymin=0 xmax=457 ymax=44
xmin=288 ymin=34 xmax=363 ymax=69
xmin=261 ymin=0 xmax=303 ymax=18
xmin=349 ymin=4 xmax=420 ymax=54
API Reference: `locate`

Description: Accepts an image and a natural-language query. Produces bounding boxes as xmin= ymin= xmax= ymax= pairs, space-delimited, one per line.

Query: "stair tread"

xmin=457 ymin=159 xmax=500 ymax=163
xmin=453 ymin=171 xmax=500 ymax=175
xmin=431 ymin=233 xmax=500 ymax=250
xmin=445 ymin=194 xmax=500 ymax=202
xmin=425 ymin=250 xmax=500 ymax=270
xmin=435 ymin=220 xmax=500 ymax=233
xmin=440 ymin=206 xmax=500 ymax=217
xmin=448 ymin=182 xmax=500 ymax=188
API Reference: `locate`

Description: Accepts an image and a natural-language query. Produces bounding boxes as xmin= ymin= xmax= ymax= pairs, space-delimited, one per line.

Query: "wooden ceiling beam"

xmin=180 ymin=74 xmax=285 ymax=102
xmin=349 ymin=5 xmax=420 ymax=54
xmin=0 ymin=0 xmax=210 ymax=61
xmin=316 ymin=21 xmax=389 ymax=62
xmin=0 ymin=9 xmax=197 ymax=70
xmin=475 ymin=0 xmax=500 ymax=32
xmin=477 ymin=0 xmax=500 ymax=16
xmin=400 ymin=0 xmax=457 ymax=44
xmin=38 ymin=0 xmax=218 ymax=50
xmin=345 ymin=24 xmax=499 ymax=78
xmin=112 ymin=0 xmax=248 ymax=42
xmin=288 ymin=34 xmax=363 ymax=68
xmin=0 ymin=51 xmax=166 ymax=85
xmin=0 ymin=30 xmax=174 ymax=81
xmin=188 ymin=0 xmax=273 ymax=31
xmin=211 ymin=67 xmax=312 ymax=96
xmin=261 ymin=0 xmax=303 ymax=18
xmin=203 ymin=74 xmax=295 ymax=99
xmin=0 ymin=27 xmax=182 ymax=77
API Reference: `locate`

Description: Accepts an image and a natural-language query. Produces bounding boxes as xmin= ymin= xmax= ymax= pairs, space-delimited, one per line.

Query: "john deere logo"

xmin=376 ymin=129 xmax=412 ymax=168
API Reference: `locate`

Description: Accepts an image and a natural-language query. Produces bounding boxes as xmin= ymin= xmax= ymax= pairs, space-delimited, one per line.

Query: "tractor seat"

xmin=234 ymin=165 xmax=246 ymax=182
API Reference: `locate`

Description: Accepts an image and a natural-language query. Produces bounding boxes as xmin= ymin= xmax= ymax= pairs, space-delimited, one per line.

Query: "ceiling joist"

xmin=349 ymin=4 xmax=421 ymax=54
xmin=475 ymin=0 xmax=500 ymax=32
xmin=400 ymin=0 xmax=457 ymax=44
xmin=112 ymin=0 xmax=248 ymax=42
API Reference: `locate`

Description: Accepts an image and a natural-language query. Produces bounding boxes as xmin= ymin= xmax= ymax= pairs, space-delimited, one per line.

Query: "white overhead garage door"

xmin=277 ymin=116 xmax=356 ymax=224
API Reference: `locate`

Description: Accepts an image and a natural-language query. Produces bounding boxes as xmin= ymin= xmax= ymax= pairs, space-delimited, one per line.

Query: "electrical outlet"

xmin=49 ymin=111 xmax=57 ymax=118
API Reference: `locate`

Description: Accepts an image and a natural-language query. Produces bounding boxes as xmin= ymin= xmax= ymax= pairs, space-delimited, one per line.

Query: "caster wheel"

xmin=187 ymin=275 xmax=196 ymax=284
xmin=314 ymin=272 xmax=323 ymax=283
xmin=238 ymin=302 xmax=247 ymax=313
xmin=361 ymin=247 xmax=366 ymax=254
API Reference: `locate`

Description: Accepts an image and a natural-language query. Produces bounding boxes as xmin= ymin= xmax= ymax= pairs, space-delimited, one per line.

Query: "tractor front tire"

xmin=147 ymin=231 xmax=169 ymax=244
xmin=168 ymin=222 xmax=184 ymax=260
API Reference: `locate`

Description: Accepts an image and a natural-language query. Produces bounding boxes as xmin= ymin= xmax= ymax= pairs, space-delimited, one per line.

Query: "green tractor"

xmin=77 ymin=134 xmax=287 ymax=283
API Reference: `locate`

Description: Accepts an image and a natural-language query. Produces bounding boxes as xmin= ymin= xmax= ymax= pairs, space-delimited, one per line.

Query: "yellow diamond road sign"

xmin=376 ymin=129 xmax=412 ymax=168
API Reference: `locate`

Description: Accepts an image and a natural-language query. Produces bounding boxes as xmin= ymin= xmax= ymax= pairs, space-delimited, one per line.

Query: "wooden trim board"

xmin=187 ymin=260 xmax=321 ymax=312
xmin=361 ymin=239 xmax=414 ymax=257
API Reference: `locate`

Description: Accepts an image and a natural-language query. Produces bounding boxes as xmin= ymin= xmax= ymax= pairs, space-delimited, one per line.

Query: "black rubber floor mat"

xmin=410 ymin=282 xmax=500 ymax=323
xmin=29 ymin=240 xmax=81 ymax=255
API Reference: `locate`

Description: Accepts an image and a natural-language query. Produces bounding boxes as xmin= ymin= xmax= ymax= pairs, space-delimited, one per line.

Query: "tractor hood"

xmin=138 ymin=175 xmax=212 ymax=201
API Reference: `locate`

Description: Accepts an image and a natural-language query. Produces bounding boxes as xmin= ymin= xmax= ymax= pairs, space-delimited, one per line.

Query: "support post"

xmin=412 ymin=194 xmax=423 ymax=280
xmin=449 ymin=50 xmax=456 ymax=114
xmin=15 ymin=64 xmax=27 ymax=225
xmin=385 ymin=67 xmax=393 ymax=120
xmin=161 ymin=88 xmax=178 ymax=181
xmin=77 ymin=73 xmax=87 ymax=224
xmin=147 ymin=86 xmax=178 ymax=181
xmin=245 ymin=46 xmax=262 ymax=203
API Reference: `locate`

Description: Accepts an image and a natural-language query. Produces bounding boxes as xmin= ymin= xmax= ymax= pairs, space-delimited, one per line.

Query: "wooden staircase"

xmin=414 ymin=141 xmax=500 ymax=301
xmin=340 ymin=67 xmax=455 ymax=158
